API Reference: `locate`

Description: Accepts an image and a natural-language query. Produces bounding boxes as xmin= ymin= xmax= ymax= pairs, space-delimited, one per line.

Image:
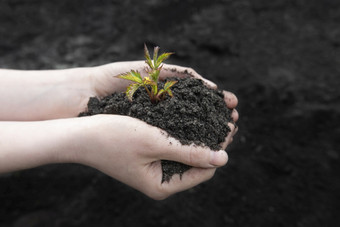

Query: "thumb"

xmin=156 ymin=138 xmax=228 ymax=168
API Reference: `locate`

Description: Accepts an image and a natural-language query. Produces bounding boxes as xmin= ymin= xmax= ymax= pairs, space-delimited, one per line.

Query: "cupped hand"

xmin=91 ymin=61 xmax=239 ymax=146
xmin=92 ymin=61 xmax=225 ymax=95
xmin=91 ymin=61 xmax=238 ymax=119
xmin=80 ymin=62 xmax=239 ymax=199
xmin=76 ymin=115 xmax=229 ymax=200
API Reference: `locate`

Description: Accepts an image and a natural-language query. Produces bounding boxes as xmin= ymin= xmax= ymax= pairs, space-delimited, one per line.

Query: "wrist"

xmin=0 ymin=118 xmax=87 ymax=173
xmin=65 ymin=115 xmax=116 ymax=167
xmin=64 ymin=115 xmax=138 ymax=181
xmin=58 ymin=67 xmax=97 ymax=116
xmin=0 ymin=67 xmax=96 ymax=120
xmin=50 ymin=117 xmax=96 ymax=165
xmin=56 ymin=115 xmax=113 ymax=167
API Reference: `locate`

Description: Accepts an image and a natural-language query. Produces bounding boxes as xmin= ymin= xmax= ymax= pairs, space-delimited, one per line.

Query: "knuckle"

xmin=188 ymin=67 xmax=195 ymax=73
xmin=188 ymin=147 xmax=196 ymax=164
xmin=187 ymin=146 xmax=209 ymax=166
xmin=186 ymin=67 xmax=198 ymax=77
xmin=228 ymin=123 xmax=236 ymax=133
xmin=187 ymin=147 xmax=200 ymax=165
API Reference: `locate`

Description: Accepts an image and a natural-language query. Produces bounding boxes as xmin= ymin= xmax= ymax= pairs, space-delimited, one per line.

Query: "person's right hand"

xmin=73 ymin=114 xmax=234 ymax=200
xmin=0 ymin=109 xmax=236 ymax=200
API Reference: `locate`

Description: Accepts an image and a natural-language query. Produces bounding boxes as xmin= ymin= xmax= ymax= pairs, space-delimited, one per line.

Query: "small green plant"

xmin=116 ymin=44 xmax=178 ymax=103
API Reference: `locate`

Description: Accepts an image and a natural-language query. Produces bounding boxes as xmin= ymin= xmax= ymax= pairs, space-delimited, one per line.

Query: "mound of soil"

xmin=80 ymin=77 xmax=233 ymax=182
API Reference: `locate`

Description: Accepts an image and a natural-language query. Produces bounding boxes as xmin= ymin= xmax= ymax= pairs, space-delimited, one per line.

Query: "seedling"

xmin=116 ymin=45 xmax=177 ymax=103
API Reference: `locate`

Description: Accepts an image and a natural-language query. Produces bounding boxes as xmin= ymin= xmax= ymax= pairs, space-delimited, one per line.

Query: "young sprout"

xmin=116 ymin=44 xmax=177 ymax=103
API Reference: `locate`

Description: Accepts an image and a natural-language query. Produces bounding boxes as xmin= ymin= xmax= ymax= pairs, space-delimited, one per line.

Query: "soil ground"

xmin=79 ymin=77 xmax=232 ymax=182
xmin=0 ymin=1 xmax=339 ymax=226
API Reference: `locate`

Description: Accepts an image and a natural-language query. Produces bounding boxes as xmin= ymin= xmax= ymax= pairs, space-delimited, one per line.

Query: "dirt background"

xmin=0 ymin=0 xmax=339 ymax=226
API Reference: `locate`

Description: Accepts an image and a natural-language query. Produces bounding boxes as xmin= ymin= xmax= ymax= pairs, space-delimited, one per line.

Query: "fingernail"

xmin=210 ymin=150 xmax=228 ymax=167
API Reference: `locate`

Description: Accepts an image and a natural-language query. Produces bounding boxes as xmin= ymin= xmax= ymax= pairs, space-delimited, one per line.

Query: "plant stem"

xmin=143 ymin=85 xmax=153 ymax=101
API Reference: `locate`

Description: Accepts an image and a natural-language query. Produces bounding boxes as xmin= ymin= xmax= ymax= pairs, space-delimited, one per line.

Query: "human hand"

xmin=0 ymin=60 xmax=238 ymax=199
xmin=91 ymin=60 xmax=239 ymax=147
xmin=0 ymin=60 xmax=238 ymax=122
xmin=91 ymin=61 xmax=239 ymax=120
xmin=74 ymin=114 xmax=230 ymax=200
xmin=0 ymin=115 xmax=226 ymax=200
xmin=91 ymin=61 xmax=221 ymax=96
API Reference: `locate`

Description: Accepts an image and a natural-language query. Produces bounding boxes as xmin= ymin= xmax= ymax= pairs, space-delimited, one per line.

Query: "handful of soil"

xmin=79 ymin=77 xmax=233 ymax=182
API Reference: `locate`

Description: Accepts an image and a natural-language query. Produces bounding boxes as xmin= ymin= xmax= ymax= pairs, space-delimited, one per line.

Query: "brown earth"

xmin=0 ymin=0 xmax=339 ymax=226
xmin=79 ymin=77 xmax=233 ymax=182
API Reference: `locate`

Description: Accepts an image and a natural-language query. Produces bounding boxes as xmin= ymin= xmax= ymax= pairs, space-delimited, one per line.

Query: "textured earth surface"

xmin=0 ymin=0 xmax=339 ymax=226
xmin=79 ymin=77 xmax=232 ymax=182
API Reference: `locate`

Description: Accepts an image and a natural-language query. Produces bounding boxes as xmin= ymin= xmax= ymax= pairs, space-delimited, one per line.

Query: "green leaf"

xmin=153 ymin=46 xmax=160 ymax=70
xmin=156 ymin=52 xmax=174 ymax=68
xmin=164 ymin=80 xmax=178 ymax=90
xmin=117 ymin=70 xmax=143 ymax=84
xmin=144 ymin=44 xmax=153 ymax=69
xmin=157 ymin=89 xmax=165 ymax=97
xmin=157 ymin=89 xmax=174 ymax=98
xmin=143 ymin=77 xmax=158 ymax=96
xmin=143 ymin=77 xmax=157 ymax=86
xmin=149 ymin=69 xmax=160 ymax=82
xmin=125 ymin=83 xmax=141 ymax=101
xmin=166 ymin=89 xmax=174 ymax=97
xmin=130 ymin=70 xmax=143 ymax=82
xmin=157 ymin=81 xmax=176 ymax=99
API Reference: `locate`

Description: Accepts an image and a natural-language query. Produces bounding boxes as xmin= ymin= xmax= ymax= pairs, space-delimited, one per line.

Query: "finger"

xmin=203 ymin=79 xmax=218 ymax=89
xmin=220 ymin=123 xmax=236 ymax=150
xmin=223 ymin=91 xmax=238 ymax=109
xmin=231 ymin=109 xmax=239 ymax=122
xmin=160 ymin=63 xmax=202 ymax=78
xmin=160 ymin=64 xmax=217 ymax=89
xmin=155 ymin=137 xmax=228 ymax=168
xmin=158 ymin=167 xmax=216 ymax=198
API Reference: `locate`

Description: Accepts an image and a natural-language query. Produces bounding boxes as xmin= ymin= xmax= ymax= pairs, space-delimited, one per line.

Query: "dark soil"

xmin=1 ymin=1 xmax=339 ymax=227
xmin=79 ymin=77 xmax=232 ymax=182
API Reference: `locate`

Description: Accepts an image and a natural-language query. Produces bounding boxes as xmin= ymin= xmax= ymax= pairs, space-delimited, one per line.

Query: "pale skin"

xmin=0 ymin=61 xmax=239 ymax=200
